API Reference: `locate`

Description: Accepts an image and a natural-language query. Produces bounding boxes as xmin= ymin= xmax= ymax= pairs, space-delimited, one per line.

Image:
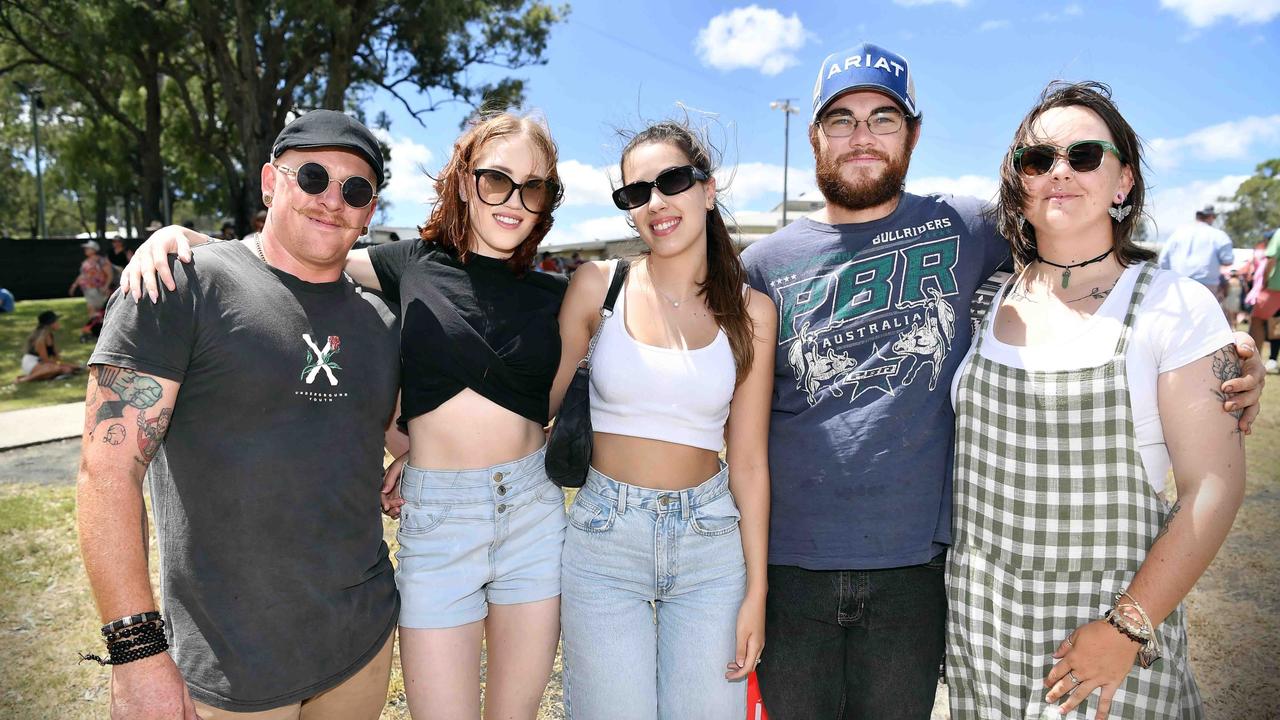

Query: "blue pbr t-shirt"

xmin=741 ymin=193 xmax=1011 ymax=570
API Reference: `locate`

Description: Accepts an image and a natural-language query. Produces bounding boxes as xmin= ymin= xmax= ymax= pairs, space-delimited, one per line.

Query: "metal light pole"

xmin=15 ymin=82 xmax=47 ymax=238
xmin=770 ymin=99 xmax=799 ymax=226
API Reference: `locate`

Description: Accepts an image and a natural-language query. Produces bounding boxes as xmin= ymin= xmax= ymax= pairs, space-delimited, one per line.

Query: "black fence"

xmin=0 ymin=238 xmax=136 ymax=301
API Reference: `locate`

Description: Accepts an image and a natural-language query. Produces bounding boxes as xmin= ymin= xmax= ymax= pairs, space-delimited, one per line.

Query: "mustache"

xmin=835 ymin=148 xmax=890 ymax=164
xmin=291 ymin=205 xmax=360 ymax=230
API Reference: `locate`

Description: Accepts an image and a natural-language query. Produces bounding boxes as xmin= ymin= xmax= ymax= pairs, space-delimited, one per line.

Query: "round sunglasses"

xmin=472 ymin=168 xmax=562 ymax=214
xmin=1012 ymin=140 xmax=1124 ymax=177
xmin=274 ymin=162 xmax=378 ymax=208
xmin=612 ymin=165 xmax=709 ymax=210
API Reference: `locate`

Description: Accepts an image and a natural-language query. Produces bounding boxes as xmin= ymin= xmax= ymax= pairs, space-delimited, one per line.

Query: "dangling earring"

xmin=1108 ymin=192 xmax=1131 ymax=222
xmin=1017 ymin=213 xmax=1027 ymax=231
xmin=263 ymin=193 xmax=273 ymax=207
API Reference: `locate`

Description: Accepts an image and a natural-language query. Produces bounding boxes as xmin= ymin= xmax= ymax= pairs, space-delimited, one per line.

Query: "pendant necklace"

xmin=648 ymin=262 xmax=694 ymax=308
xmin=1035 ymin=247 xmax=1114 ymax=288
xmin=255 ymin=237 xmax=269 ymax=265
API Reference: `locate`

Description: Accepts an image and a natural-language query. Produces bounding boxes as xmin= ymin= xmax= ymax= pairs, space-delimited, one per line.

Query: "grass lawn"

xmin=0 ymin=385 xmax=1275 ymax=718
xmin=0 ymin=298 xmax=98 ymax=412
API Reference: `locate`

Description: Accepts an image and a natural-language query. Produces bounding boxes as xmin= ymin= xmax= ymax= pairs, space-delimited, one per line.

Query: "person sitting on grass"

xmin=15 ymin=311 xmax=82 ymax=383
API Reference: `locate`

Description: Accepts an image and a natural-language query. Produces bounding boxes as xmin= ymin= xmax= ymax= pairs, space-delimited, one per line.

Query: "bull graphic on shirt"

xmin=889 ymin=288 xmax=956 ymax=391
xmin=788 ymin=321 xmax=860 ymax=406
xmin=301 ymin=334 xmax=342 ymax=386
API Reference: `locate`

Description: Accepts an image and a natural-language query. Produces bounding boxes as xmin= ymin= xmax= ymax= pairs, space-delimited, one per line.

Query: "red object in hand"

xmin=747 ymin=671 xmax=768 ymax=720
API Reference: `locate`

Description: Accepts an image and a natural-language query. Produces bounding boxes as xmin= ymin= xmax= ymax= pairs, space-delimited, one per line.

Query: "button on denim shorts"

xmin=395 ymin=445 xmax=567 ymax=628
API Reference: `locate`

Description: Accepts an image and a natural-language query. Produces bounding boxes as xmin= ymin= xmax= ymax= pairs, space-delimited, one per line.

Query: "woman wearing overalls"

xmin=946 ymin=81 xmax=1246 ymax=720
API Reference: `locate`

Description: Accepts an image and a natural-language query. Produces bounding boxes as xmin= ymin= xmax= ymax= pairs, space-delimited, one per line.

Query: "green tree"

xmin=1221 ymin=159 xmax=1280 ymax=247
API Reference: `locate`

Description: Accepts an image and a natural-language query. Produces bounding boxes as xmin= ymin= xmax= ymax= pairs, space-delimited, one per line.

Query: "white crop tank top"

xmin=589 ymin=273 xmax=736 ymax=452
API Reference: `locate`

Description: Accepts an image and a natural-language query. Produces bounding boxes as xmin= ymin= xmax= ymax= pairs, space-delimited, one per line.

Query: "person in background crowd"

xmin=567 ymin=251 xmax=584 ymax=274
xmin=69 ymin=240 xmax=114 ymax=317
xmin=538 ymin=251 xmax=561 ymax=273
xmin=1247 ymin=228 xmax=1280 ymax=373
xmin=0 ymin=287 xmax=14 ymax=313
xmin=15 ymin=310 xmax=82 ymax=383
xmin=220 ymin=221 xmax=238 ymax=241
xmin=1158 ymin=205 xmax=1234 ymax=303
xmin=107 ymin=237 xmax=134 ymax=268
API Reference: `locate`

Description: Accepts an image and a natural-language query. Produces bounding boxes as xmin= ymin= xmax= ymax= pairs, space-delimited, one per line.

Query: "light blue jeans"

xmin=560 ymin=464 xmax=747 ymax=720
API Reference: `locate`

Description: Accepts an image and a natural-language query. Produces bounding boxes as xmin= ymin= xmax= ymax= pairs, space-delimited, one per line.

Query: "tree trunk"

xmin=95 ymin=178 xmax=108 ymax=240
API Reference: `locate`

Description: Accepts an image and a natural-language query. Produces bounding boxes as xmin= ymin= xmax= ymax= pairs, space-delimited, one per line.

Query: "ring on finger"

xmin=1068 ymin=670 xmax=1081 ymax=685
xmin=1065 ymin=635 xmax=1074 ymax=648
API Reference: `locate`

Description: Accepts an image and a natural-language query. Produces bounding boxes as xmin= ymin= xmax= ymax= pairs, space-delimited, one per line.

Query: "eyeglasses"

xmin=274 ymin=162 xmax=377 ymax=208
xmin=472 ymin=168 xmax=562 ymax=213
xmin=612 ymin=165 xmax=709 ymax=210
xmin=817 ymin=109 xmax=905 ymax=137
xmin=1012 ymin=140 xmax=1124 ymax=177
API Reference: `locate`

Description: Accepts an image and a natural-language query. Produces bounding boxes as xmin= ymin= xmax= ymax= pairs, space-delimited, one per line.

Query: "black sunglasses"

xmin=612 ymin=165 xmax=709 ymax=210
xmin=274 ymin=162 xmax=377 ymax=209
xmin=472 ymin=168 xmax=562 ymax=213
xmin=1012 ymin=140 xmax=1123 ymax=177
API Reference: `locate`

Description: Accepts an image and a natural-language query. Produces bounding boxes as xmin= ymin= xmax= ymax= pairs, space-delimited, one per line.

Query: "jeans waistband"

xmin=583 ymin=463 xmax=730 ymax=521
xmin=401 ymin=445 xmax=548 ymax=505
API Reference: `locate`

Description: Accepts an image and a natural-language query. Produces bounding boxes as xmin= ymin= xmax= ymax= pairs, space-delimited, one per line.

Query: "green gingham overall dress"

xmin=946 ymin=263 xmax=1203 ymax=719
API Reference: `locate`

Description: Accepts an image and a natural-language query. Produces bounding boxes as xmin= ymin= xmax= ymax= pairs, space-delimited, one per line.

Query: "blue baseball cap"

xmin=811 ymin=43 xmax=919 ymax=123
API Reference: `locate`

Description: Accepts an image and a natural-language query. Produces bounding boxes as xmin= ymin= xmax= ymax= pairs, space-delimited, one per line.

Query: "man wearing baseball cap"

xmin=70 ymin=239 xmax=115 ymax=316
xmin=740 ymin=43 xmax=1266 ymax=718
xmin=78 ymin=109 xmax=402 ymax=719
xmin=1158 ymin=205 xmax=1235 ymax=302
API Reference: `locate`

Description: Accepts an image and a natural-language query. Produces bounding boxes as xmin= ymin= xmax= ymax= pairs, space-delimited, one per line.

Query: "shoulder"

xmin=744 ymin=287 xmax=778 ymax=326
xmin=563 ymin=260 xmax=613 ymax=304
xmin=1139 ymin=266 xmax=1221 ymax=313
xmin=523 ymin=266 xmax=569 ymax=297
xmin=741 ymin=219 xmax=820 ymax=267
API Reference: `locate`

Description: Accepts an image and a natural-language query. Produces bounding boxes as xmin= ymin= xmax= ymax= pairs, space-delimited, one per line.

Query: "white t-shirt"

xmin=951 ymin=265 xmax=1234 ymax=492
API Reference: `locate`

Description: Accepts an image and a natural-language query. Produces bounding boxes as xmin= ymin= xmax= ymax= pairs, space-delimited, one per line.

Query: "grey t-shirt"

xmin=741 ymin=193 xmax=1011 ymax=570
xmin=90 ymin=242 xmax=400 ymax=711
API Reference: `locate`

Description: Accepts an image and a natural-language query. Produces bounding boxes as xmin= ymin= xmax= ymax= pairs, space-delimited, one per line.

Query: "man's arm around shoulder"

xmin=77 ymin=365 xmax=198 ymax=719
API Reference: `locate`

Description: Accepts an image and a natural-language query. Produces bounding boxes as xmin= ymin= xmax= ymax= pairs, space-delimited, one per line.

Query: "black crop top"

xmin=367 ymin=239 xmax=566 ymax=426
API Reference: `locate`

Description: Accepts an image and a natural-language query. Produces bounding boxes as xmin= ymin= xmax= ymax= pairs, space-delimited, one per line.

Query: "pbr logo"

xmin=301 ymin=333 xmax=342 ymax=386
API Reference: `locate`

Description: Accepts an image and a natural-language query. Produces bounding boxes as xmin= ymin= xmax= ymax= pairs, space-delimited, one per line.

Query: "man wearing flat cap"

xmin=77 ymin=110 xmax=402 ymax=719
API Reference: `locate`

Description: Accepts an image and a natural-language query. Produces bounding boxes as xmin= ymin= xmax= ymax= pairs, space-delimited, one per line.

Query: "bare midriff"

xmin=590 ymin=432 xmax=721 ymax=491
xmin=406 ymin=388 xmax=546 ymax=470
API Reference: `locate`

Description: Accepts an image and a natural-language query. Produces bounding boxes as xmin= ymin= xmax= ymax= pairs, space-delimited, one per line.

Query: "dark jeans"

xmin=757 ymin=554 xmax=947 ymax=720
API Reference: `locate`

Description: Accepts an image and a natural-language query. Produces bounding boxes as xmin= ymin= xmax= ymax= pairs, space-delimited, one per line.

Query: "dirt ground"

xmin=1 ymin=393 xmax=1276 ymax=719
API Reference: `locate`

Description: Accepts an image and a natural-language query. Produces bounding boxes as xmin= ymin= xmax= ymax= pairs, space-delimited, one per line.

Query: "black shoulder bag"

xmin=545 ymin=260 xmax=629 ymax=488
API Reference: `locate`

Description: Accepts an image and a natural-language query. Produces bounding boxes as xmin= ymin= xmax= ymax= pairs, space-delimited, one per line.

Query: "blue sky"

xmin=366 ymin=0 xmax=1280 ymax=245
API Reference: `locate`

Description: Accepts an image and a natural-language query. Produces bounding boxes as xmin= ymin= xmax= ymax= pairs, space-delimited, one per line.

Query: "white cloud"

xmin=906 ymin=174 xmax=1000 ymax=202
xmin=372 ymin=129 xmax=435 ymax=218
xmin=979 ymin=19 xmax=1011 ymax=31
xmin=1146 ymin=175 xmax=1249 ymax=241
xmin=1148 ymin=115 xmax=1280 ymax=170
xmin=558 ymin=160 xmax=618 ymax=208
xmin=894 ymin=0 xmax=969 ymax=6
xmin=1160 ymin=0 xmax=1280 ymax=27
xmin=695 ymin=6 xmax=810 ymax=76
xmin=1038 ymin=4 xmax=1084 ymax=21
xmin=715 ymin=162 xmax=818 ymax=211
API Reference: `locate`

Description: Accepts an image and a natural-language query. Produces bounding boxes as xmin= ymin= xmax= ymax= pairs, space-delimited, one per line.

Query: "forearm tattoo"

xmin=85 ymin=366 xmax=171 ymax=465
xmin=1210 ymin=345 xmax=1244 ymax=446
xmin=1153 ymin=500 xmax=1182 ymax=546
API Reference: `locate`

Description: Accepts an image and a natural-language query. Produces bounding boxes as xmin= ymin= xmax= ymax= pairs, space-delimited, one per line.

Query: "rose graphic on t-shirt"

xmin=301 ymin=333 xmax=343 ymax=386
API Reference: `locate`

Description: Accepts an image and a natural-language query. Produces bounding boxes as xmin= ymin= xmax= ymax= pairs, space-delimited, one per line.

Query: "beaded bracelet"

xmin=1106 ymin=589 xmax=1162 ymax=669
xmin=81 ymin=617 xmax=169 ymax=666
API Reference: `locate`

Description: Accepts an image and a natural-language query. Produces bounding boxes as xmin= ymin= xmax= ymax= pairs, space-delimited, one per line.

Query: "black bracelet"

xmin=81 ymin=617 xmax=169 ymax=666
xmin=101 ymin=611 xmax=161 ymax=637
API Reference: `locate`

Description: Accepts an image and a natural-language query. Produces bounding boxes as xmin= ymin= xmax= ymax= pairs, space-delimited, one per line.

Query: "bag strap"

xmin=580 ymin=259 xmax=630 ymax=369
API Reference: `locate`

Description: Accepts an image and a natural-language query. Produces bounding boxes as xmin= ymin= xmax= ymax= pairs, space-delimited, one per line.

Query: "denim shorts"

xmin=395 ymin=445 xmax=567 ymax=629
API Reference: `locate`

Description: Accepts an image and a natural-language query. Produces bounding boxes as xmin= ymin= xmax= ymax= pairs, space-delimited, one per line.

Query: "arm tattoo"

xmin=1210 ymin=345 xmax=1245 ymax=445
xmin=92 ymin=367 xmax=163 ymax=429
xmin=1153 ymin=500 xmax=1182 ymax=546
xmin=135 ymin=408 xmax=173 ymax=466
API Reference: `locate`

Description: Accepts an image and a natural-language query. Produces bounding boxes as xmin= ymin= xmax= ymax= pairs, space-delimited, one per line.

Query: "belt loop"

xmin=615 ymin=481 xmax=627 ymax=514
xmin=680 ymin=489 xmax=691 ymax=522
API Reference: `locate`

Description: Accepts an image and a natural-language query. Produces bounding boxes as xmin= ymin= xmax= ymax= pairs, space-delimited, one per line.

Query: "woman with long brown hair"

xmin=551 ymin=120 xmax=775 ymax=718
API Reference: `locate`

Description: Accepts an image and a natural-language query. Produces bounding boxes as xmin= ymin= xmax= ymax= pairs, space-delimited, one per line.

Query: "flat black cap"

xmin=272 ymin=110 xmax=384 ymax=185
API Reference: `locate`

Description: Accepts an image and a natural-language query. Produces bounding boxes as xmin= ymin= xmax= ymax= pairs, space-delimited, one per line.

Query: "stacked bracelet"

xmin=80 ymin=613 xmax=170 ymax=666
xmin=1104 ymin=589 xmax=1162 ymax=669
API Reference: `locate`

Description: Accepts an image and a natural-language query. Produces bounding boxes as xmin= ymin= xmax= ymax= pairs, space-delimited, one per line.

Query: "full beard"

xmin=815 ymin=147 xmax=912 ymax=212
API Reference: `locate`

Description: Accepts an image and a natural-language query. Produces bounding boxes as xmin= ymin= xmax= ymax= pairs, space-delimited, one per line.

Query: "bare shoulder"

xmin=744 ymin=287 xmax=778 ymax=324
xmin=565 ymin=260 xmax=614 ymax=305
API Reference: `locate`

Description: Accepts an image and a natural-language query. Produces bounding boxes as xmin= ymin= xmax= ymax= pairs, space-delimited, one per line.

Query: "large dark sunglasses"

xmin=612 ymin=165 xmax=709 ymax=210
xmin=472 ymin=168 xmax=562 ymax=213
xmin=274 ymin=162 xmax=377 ymax=208
xmin=1012 ymin=140 xmax=1123 ymax=177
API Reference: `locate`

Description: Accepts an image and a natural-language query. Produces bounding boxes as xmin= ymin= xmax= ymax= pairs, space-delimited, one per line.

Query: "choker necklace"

xmin=1035 ymin=247 xmax=1113 ymax=288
